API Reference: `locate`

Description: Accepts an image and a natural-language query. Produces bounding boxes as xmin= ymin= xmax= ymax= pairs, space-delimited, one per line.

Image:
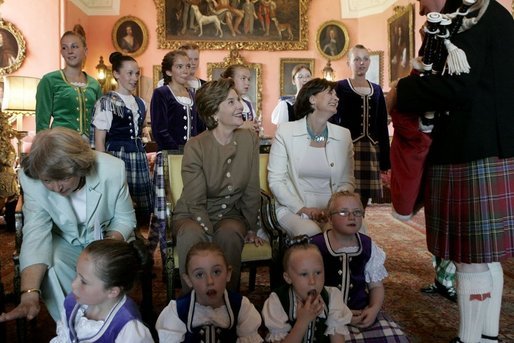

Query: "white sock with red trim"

xmin=481 ymin=263 xmax=503 ymax=343
xmin=456 ymin=270 xmax=492 ymax=343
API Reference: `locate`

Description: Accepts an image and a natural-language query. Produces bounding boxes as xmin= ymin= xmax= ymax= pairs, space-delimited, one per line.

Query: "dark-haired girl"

xmin=268 ymin=78 xmax=355 ymax=237
xmin=156 ymin=242 xmax=262 ymax=342
xmin=92 ymin=52 xmax=153 ymax=229
xmin=148 ymin=50 xmax=205 ymax=263
xmin=51 ymin=240 xmax=153 ymax=342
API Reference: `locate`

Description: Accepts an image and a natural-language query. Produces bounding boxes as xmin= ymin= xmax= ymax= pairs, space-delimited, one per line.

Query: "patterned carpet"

xmin=1 ymin=204 xmax=513 ymax=342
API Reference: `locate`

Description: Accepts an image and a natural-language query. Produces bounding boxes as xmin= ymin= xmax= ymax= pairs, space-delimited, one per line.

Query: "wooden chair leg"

xmin=0 ymin=262 xmax=5 ymax=342
xmin=248 ymin=265 xmax=257 ymax=292
xmin=139 ymin=262 xmax=154 ymax=324
xmin=165 ymin=243 xmax=175 ymax=301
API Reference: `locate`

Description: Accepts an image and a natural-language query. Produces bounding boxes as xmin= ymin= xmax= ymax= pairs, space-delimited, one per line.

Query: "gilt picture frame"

xmin=387 ymin=4 xmax=414 ymax=83
xmin=207 ymin=50 xmax=262 ymax=118
xmin=112 ymin=16 xmax=149 ymax=57
xmin=0 ymin=19 xmax=26 ymax=76
xmin=368 ymin=50 xmax=384 ymax=87
xmin=153 ymin=65 xmax=162 ymax=89
xmin=155 ymin=0 xmax=311 ymax=50
xmin=316 ymin=20 xmax=350 ymax=60
xmin=280 ymin=58 xmax=314 ymax=97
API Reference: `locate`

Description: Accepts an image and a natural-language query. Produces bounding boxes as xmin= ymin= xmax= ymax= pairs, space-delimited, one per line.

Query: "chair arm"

xmin=260 ymin=190 xmax=287 ymax=253
xmin=14 ymin=196 xmax=23 ymax=253
xmin=165 ymin=201 xmax=176 ymax=302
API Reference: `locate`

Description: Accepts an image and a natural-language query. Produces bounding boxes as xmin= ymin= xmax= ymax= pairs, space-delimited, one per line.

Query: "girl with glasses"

xmin=310 ymin=191 xmax=408 ymax=342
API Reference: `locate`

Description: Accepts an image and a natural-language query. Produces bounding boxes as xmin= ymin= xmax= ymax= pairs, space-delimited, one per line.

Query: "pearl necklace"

xmin=306 ymin=120 xmax=328 ymax=142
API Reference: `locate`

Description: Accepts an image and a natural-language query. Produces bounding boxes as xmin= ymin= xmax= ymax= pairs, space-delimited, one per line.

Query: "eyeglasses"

xmin=330 ymin=209 xmax=364 ymax=217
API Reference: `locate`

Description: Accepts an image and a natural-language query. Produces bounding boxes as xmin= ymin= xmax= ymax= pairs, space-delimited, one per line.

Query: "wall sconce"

xmin=96 ymin=56 xmax=117 ymax=93
xmin=96 ymin=56 xmax=107 ymax=86
xmin=322 ymin=60 xmax=335 ymax=81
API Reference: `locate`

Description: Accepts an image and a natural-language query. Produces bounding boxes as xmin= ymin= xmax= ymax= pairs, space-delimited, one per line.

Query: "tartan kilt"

xmin=345 ymin=311 xmax=409 ymax=342
xmin=152 ymin=152 xmax=166 ymax=221
xmin=425 ymin=156 xmax=514 ymax=263
xmin=109 ymin=150 xmax=153 ymax=224
xmin=354 ymin=140 xmax=383 ymax=202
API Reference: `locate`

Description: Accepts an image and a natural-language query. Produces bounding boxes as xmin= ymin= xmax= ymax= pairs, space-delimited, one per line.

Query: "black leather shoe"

xmin=420 ymin=280 xmax=457 ymax=303
xmin=420 ymin=283 xmax=439 ymax=294
xmin=449 ymin=337 xmax=463 ymax=343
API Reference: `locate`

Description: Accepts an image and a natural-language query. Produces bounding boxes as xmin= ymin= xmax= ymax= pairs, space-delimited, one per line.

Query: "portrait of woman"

xmin=119 ymin=24 xmax=141 ymax=53
xmin=112 ymin=16 xmax=148 ymax=57
xmin=0 ymin=29 xmax=18 ymax=68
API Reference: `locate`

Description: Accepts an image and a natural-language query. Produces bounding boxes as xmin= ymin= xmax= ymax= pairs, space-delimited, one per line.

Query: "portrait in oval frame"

xmin=0 ymin=19 xmax=26 ymax=76
xmin=316 ymin=20 xmax=350 ymax=61
xmin=112 ymin=16 xmax=149 ymax=57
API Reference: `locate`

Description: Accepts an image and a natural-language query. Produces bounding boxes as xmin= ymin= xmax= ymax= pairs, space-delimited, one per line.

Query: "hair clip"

xmin=285 ymin=234 xmax=310 ymax=248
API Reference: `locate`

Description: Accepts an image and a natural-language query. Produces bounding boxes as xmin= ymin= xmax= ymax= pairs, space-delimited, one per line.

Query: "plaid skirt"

xmin=152 ymin=152 xmax=166 ymax=221
xmin=345 ymin=311 xmax=409 ymax=343
xmin=109 ymin=150 xmax=153 ymax=224
xmin=354 ymin=140 xmax=383 ymax=202
xmin=425 ymin=156 xmax=514 ymax=263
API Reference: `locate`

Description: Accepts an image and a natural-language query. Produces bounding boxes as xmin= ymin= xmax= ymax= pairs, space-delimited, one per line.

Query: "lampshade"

xmin=2 ymin=76 xmax=40 ymax=114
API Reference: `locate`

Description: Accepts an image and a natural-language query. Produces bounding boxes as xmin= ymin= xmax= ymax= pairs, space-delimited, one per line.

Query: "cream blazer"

xmin=267 ymin=117 xmax=355 ymax=215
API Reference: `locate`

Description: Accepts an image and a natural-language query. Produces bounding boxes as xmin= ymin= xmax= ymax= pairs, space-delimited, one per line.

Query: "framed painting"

xmin=0 ymin=19 xmax=26 ymax=76
xmin=316 ymin=20 xmax=350 ymax=60
xmin=279 ymin=58 xmax=314 ymax=97
xmin=153 ymin=65 xmax=162 ymax=89
xmin=387 ymin=4 xmax=414 ymax=83
xmin=207 ymin=50 xmax=262 ymax=119
xmin=368 ymin=51 xmax=384 ymax=87
xmin=154 ymin=0 xmax=311 ymax=50
xmin=112 ymin=16 xmax=149 ymax=57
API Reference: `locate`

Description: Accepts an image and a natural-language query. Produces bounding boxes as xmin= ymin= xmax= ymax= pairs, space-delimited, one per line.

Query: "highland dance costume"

xmin=241 ymin=95 xmax=256 ymax=122
xmin=36 ymin=70 xmax=102 ymax=137
xmin=271 ymin=95 xmax=296 ymax=125
xmin=148 ymin=85 xmax=205 ymax=262
xmin=92 ymin=92 xmax=153 ymax=227
xmin=262 ymin=285 xmax=352 ymax=342
xmin=330 ymin=79 xmax=390 ymax=205
xmin=155 ymin=290 xmax=263 ymax=343
xmin=395 ymin=1 xmax=514 ymax=341
xmin=51 ymin=294 xmax=152 ymax=342
xmin=311 ymin=231 xmax=408 ymax=342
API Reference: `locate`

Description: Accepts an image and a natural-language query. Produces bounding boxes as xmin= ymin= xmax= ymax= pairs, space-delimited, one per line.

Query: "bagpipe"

xmin=389 ymin=0 xmax=475 ymax=220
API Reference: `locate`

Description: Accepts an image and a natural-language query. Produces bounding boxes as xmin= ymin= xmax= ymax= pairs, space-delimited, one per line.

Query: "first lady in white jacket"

xmin=268 ymin=78 xmax=355 ymax=237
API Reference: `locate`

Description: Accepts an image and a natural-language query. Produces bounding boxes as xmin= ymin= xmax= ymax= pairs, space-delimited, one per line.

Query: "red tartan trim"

xmin=469 ymin=292 xmax=491 ymax=301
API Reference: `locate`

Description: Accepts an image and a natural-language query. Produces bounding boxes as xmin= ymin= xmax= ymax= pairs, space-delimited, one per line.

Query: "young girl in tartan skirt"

xmin=148 ymin=50 xmax=205 ymax=265
xmin=311 ymin=191 xmax=408 ymax=342
xmin=92 ymin=52 xmax=153 ymax=230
